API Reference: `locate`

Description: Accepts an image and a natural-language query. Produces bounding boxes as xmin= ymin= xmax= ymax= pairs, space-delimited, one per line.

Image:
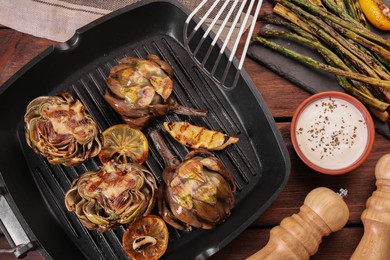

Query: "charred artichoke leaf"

xmin=64 ymin=185 xmax=81 ymax=211
xmin=161 ymin=149 xmax=236 ymax=230
xmin=200 ymin=156 xmax=236 ymax=193
xmin=105 ymin=55 xmax=207 ymax=130
xmin=165 ymin=187 xmax=208 ymax=230
xmin=83 ymin=200 xmax=112 ymax=225
xmin=64 ymin=161 xmax=157 ymax=232
xmin=74 ymin=198 xmax=98 ymax=230
xmin=24 ymin=92 xmax=101 ymax=166
xmin=107 ymin=56 xmax=173 ymax=104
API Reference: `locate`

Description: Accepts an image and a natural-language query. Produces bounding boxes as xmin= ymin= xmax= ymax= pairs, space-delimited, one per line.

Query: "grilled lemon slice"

xmin=122 ymin=215 xmax=168 ymax=260
xmin=163 ymin=121 xmax=239 ymax=150
xmin=99 ymin=124 xmax=148 ymax=164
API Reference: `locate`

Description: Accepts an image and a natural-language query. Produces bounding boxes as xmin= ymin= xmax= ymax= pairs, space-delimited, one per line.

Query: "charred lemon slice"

xmin=163 ymin=121 xmax=239 ymax=150
xmin=99 ymin=124 xmax=148 ymax=164
xmin=122 ymin=215 xmax=169 ymax=260
xmin=359 ymin=0 xmax=390 ymax=30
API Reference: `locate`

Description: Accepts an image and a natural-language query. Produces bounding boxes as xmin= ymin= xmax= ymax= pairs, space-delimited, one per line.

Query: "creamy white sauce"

xmin=295 ymin=97 xmax=368 ymax=170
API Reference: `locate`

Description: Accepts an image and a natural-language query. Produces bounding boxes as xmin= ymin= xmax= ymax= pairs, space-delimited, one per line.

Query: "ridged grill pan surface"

xmin=0 ymin=1 xmax=290 ymax=259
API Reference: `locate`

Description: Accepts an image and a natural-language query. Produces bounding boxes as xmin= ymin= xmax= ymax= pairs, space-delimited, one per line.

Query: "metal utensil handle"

xmin=0 ymin=187 xmax=37 ymax=258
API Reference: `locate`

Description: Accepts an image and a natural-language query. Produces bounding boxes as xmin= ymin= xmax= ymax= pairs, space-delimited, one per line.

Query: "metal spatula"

xmin=183 ymin=0 xmax=262 ymax=90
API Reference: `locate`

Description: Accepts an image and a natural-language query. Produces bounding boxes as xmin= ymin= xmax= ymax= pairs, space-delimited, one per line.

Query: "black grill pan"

xmin=0 ymin=1 xmax=290 ymax=259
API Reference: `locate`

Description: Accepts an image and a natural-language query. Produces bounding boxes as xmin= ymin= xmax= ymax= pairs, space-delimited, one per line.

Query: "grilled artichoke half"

xmin=24 ymin=92 xmax=101 ymax=166
xmin=158 ymin=149 xmax=236 ymax=231
xmin=104 ymin=54 xmax=207 ymax=129
xmin=65 ymin=161 xmax=157 ymax=232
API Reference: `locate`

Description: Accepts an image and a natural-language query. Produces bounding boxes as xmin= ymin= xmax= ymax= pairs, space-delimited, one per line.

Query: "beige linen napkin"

xmin=0 ymin=0 xmax=252 ymax=49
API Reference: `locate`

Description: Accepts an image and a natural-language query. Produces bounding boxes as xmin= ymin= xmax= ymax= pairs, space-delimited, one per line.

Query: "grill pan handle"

xmin=0 ymin=187 xmax=38 ymax=258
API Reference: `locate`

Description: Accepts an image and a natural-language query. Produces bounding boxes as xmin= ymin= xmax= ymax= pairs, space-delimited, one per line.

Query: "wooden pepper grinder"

xmin=247 ymin=187 xmax=349 ymax=260
xmin=351 ymin=154 xmax=390 ymax=260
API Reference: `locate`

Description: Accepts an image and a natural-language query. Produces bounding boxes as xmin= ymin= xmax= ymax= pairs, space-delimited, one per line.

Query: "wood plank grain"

xmin=0 ymin=29 xmax=54 ymax=87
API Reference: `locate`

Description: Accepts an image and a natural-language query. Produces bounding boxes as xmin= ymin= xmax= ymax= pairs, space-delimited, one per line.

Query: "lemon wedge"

xmin=359 ymin=0 xmax=390 ymax=30
xmin=163 ymin=121 xmax=239 ymax=150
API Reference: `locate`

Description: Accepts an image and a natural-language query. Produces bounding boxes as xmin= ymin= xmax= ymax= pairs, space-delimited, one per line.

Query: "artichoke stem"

xmin=149 ymin=130 xmax=180 ymax=167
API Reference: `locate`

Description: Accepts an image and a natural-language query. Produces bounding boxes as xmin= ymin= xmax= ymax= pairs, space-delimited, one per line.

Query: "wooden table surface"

xmin=1 ymin=1 xmax=389 ymax=259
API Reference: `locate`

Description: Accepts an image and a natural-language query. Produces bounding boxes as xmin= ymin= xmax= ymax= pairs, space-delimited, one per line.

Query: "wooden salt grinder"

xmin=247 ymin=187 xmax=349 ymax=260
xmin=351 ymin=154 xmax=390 ymax=260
